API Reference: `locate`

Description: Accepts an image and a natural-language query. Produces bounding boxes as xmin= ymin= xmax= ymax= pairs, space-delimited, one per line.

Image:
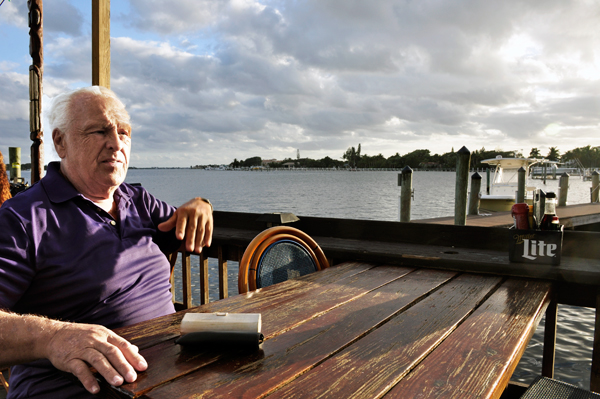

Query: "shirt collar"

xmin=42 ymin=161 xmax=131 ymax=205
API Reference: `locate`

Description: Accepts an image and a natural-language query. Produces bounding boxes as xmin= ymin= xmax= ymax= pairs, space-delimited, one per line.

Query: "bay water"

xmin=16 ymin=168 xmax=599 ymax=388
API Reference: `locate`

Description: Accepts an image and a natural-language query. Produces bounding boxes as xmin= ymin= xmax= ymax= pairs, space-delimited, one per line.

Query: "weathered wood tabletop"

xmin=100 ymin=262 xmax=552 ymax=399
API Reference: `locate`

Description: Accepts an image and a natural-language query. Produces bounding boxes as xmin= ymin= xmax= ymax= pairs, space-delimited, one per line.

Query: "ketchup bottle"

xmin=511 ymin=203 xmax=530 ymax=230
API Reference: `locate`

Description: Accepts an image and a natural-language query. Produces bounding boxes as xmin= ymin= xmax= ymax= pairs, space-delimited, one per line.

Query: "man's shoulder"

xmin=0 ymin=180 xmax=47 ymax=213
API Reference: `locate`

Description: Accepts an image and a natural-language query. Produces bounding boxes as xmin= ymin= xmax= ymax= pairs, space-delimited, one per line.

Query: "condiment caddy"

xmin=508 ymin=190 xmax=563 ymax=265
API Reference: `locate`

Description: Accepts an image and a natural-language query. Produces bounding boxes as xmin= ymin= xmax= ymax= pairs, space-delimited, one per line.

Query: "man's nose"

xmin=105 ymin=128 xmax=124 ymax=151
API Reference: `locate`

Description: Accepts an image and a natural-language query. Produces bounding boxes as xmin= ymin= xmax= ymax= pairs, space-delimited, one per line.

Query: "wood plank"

xmin=255 ymin=265 xmax=416 ymax=339
xmin=113 ymin=262 xmax=377 ymax=348
xmin=108 ymin=265 xmax=415 ymax=398
xmin=91 ymin=0 xmax=110 ymax=88
xmin=265 ymin=274 xmax=503 ymax=399
xmin=140 ymin=268 xmax=457 ymax=399
xmin=384 ymin=279 xmax=552 ymax=399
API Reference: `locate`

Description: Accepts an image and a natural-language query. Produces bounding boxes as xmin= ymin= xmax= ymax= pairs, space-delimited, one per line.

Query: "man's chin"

xmin=102 ymin=166 xmax=127 ymax=186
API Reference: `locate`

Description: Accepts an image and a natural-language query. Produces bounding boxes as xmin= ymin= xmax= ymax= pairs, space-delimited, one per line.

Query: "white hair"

xmin=47 ymin=86 xmax=130 ymax=133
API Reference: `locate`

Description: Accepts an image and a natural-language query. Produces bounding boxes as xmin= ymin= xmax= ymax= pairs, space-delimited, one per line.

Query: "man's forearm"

xmin=0 ymin=308 xmax=149 ymax=394
xmin=0 ymin=309 xmax=59 ymax=368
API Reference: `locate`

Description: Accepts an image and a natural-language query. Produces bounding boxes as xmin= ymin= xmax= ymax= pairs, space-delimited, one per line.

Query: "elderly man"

xmin=0 ymin=86 xmax=213 ymax=398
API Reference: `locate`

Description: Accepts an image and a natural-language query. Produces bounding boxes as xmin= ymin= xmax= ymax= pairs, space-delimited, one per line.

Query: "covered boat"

xmin=479 ymin=156 xmax=542 ymax=212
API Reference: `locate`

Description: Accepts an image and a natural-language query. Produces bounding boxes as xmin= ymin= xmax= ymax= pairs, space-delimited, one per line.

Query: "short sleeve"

xmin=125 ymin=185 xmax=181 ymax=255
xmin=0 ymin=209 xmax=35 ymax=309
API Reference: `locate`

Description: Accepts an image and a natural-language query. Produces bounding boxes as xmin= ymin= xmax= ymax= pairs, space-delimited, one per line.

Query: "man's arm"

xmin=0 ymin=309 xmax=147 ymax=395
xmin=157 ymin=197 xmax=214 ymax=253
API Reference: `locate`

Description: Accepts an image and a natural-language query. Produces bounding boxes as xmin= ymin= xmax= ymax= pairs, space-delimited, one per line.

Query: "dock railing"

xmin=170 ymin=210 xmax=600 ymax=391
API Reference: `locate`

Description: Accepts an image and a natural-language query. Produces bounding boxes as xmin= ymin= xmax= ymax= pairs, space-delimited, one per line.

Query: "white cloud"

xmin=2 ymin=0 xmax=600 ymax=166
xmin=126 ymin=0 xmax=227 ymax=34
xmin=0 ymin=1 xmax=27 ymax=27
xmin=43 ymin=0 xmax=84 ymax=36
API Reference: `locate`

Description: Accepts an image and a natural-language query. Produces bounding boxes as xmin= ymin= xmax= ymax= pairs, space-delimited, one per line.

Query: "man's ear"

xmin=52 ymin=128 xmax=67 ymax=159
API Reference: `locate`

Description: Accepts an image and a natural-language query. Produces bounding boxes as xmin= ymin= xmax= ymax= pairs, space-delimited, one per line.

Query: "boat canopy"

xmin=481 ymin=156 xmax=543 ymax=196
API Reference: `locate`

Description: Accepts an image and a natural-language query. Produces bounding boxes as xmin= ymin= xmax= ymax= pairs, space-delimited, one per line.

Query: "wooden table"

xmin=102 ymin=262 xmax=552 ymax=399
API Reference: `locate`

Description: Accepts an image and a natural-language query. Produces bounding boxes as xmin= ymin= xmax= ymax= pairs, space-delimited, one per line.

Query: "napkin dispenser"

xmin=176 ymin=312 xmax=263 ymax=349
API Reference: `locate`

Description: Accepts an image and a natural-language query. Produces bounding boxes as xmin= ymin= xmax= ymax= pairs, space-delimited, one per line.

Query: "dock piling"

xmin=543 ymin=164 xmax=547 ymax=184
xmin=517 ymin=166 xmax=526 ymax=203
xmin=468 ymin=172 xmax=481 ymax=216
xmin=558 ymin=173 xmax=569 ymax=207
xmin=9 ymin=147 xmax=21 ymax=182
xmin=592 ymin=171 xmax=599 ymax=203
xmin=399 ymin=166 xmax=413 ymax=222
xmin=454 ymin=146 xmax=471 ymax=226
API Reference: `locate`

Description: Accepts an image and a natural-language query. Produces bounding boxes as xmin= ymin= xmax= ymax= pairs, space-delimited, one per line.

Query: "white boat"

xmin=479 ymin=156 xmax=542 ymax=212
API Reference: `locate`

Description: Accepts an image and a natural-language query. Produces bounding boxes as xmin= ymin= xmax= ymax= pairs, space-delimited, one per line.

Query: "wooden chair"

xmin=0 ymin=367 xmax=9 ymax=394
xmin=238 ymin=226 xmax=329 ymax=294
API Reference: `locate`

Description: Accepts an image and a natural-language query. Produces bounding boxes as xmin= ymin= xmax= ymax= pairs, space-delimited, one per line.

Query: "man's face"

xmin=53 ymin=93 xmax=132 ymax=198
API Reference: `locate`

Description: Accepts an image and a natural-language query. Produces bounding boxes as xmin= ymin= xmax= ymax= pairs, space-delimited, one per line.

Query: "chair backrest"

xmin=1 ymin=367 xmax=9 ymax=393
xmin=238 ymin=226 xmax=329 ymax=294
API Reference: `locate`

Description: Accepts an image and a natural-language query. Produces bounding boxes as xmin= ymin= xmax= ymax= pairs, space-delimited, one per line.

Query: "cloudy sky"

xmin=1 ymin=0 xmax=599 ymax=168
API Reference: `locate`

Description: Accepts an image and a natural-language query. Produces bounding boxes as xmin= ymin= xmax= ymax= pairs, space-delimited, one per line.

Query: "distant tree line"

xmin=227 ymin=144 xmax=600 ymax=170
xmin=560 ymin=145 xmax=600 ymax=167
xmin=4 ymin=163 xmax=32 ymax=171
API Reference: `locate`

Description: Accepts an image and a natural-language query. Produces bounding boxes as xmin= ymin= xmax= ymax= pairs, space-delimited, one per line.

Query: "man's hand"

xmin=157 ymin=197 xmax=214 ymax=253
xmin=45 ymin=321 xmax=147 ymax=395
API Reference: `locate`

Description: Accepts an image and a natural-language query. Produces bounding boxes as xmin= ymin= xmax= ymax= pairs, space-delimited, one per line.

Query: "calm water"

xmin=125 ymin=168 xmax=593 ymax=220
xmin=16 ymin=168 xmax=599 ymax=388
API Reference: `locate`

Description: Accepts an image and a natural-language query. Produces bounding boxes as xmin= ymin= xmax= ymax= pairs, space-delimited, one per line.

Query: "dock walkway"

xmin=413 ymin=203 xmax=600 ymax=228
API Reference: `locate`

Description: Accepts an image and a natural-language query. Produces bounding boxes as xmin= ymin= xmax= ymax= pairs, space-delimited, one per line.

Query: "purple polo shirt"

xmin=0 ymin=162 xmax=180 ymax=398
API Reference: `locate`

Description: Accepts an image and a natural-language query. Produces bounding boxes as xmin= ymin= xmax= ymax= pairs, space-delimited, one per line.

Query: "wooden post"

xmin=543 ymin=164 xmax=547 ymax=185
xmin=486 ymin=168 xmax=491 ymax=195
xmin=168 ymin=252 xmax=178 ymax=303
xmin=592 ymin=171 xmax=599 ymax=203
xmin=199 ymin=253 xmax=209 ymax=305
xmin=592 ymin=292 xmax=600 ymax=392
xmin=28 ymin=0 xmax=44 ymax=183
xmin=454 ymin=146 xmax=471 ymax=226
xmin=182 ymin=252 xmax=192 ymax=308
xmin=218 ymin=246 xmax=228 ymax=300
xmin=9 ymin=147 xmax=21 ymax=181
xmin=517 ymin=167 xmax=526 ymax=203
xmin=558 ymin=173 xmax=569 ymax=207
xmin=397 ymin=173 xmax=401 ymax=220
xmin=538 ymin=190 xmax=547 ymax=225
xmin=400 ymin=166 xmax=413 ymax=222
xmin=92 ymin=0 xmax=110 ymax=88
xmin=532 ymin=189 xmax=540 ymax=228
xmin=468 ymin=172 xmax=481 ymax=216
xmin=542 ymin=297 xmax=557 ymax=379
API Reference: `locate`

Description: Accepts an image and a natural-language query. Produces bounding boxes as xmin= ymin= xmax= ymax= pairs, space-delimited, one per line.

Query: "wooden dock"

xmin=413 ymin=202 xmax=600 ymax=229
